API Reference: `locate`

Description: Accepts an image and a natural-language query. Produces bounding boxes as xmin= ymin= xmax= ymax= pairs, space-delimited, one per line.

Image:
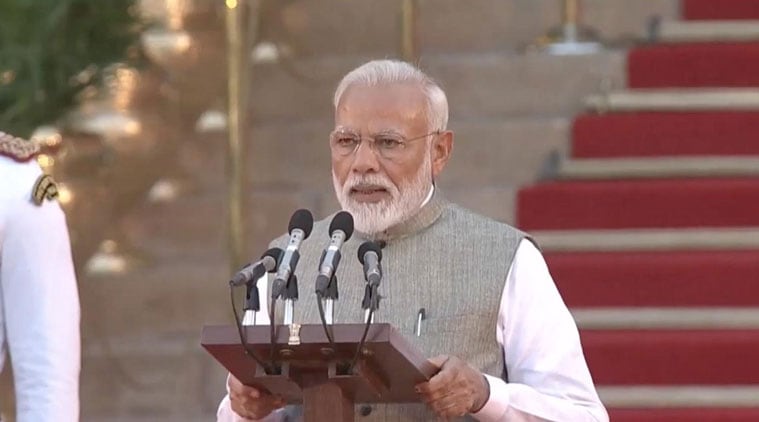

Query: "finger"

xmin=229 ymin=376 xmax=262 ymax=397
xmin=247 ymin=387 xmax=261 ymax=399
xmin=428 ymin=355 xmax=449 ymax=369
xmin=425 ymin=364 xmax=458 ymax=393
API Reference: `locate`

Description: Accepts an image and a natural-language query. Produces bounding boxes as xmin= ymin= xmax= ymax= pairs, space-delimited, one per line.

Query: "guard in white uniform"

xmin=0 ymin=132 xmax=80 ymax=421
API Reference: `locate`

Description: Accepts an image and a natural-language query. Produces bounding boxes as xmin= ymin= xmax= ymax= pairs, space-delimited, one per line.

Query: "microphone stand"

xmin=315 ymin=272 xmax=339 ymax=348
xmin=349 ymin=280 xmax=382 ymax=373
xmin=242 ymin=278 xmax=261 ymax=326
xmin=361 ymin=284 xmax=379 ymax=323
xmin=282 ymin=274 xmax=299 ymax=325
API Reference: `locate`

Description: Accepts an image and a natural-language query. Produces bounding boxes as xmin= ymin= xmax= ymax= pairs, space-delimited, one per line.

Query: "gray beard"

xmin=333 ymin=157 xmax=432 ymax=235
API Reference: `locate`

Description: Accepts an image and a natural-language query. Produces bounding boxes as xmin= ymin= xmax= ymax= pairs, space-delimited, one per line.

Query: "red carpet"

xmin=581 ymin=330 xmax=759 ymax=385
xmin=629 ymin=43 xmax=759 ymax=88
xmin=684 ymin=0 xmax=759 ymax=21
xmin=518 ymin=178 xmax=759 ymax=230
xmin=572 ymin=112 xmax=759 ymax=158
xmin=514 ymin=4 xmax=759 ymax=417
xmin=611 ymin=409 xmax=759 ymax=422
xmin=547 ymin=250 xmax=759 ymax=308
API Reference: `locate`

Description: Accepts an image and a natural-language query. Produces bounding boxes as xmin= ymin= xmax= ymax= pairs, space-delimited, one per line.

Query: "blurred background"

xmin=2 ymin=0 xmax=759 ymax=420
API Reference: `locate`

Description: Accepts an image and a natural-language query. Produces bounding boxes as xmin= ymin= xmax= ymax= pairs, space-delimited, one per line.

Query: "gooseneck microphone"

xmin=358 ymin=241 xmax=383 ymax=288
xmin=315 ymin=211 xmax=354 ymax=296
xmin=270 ymin=209 xmax=313 ymax=328
xmin=271 ymin=209 xmax=314 ymax=299
xmin=349 ymin=240 xmax=385 ymax=373
xmin=230 ymin=248 xmax=282 ymax=287
xmin=238 ymin=248 xmax=283 ymax=326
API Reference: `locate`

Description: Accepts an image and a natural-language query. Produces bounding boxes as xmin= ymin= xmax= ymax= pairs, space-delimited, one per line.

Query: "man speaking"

xmin=217 ymin=60 xmax=608 ymax=421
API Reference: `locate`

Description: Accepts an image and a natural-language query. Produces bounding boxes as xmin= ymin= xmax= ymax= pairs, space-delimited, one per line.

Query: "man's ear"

xmin=431 ymin=130 xmax=453 ymax=179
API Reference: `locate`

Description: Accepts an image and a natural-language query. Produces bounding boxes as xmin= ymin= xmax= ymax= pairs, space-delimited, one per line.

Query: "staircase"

xmin=518 ymin=0 xmax=759 ymax=420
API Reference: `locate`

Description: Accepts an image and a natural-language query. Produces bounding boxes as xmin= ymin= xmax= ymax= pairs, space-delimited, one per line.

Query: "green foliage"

xmin=0 ymin=0 xmax=140 ymax=137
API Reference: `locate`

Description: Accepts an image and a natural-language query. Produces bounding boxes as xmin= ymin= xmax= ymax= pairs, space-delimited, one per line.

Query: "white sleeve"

xmin=1 ymin=187 xmax=80 ymax=421
xmin=472 ymin=239 xmax=608 ymax=422
xmin=216 ymin=373 xmax=285 ymax=422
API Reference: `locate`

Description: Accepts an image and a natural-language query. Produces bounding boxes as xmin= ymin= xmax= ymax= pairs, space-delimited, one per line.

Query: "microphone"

xmin=271 ymin=209 xmax=314 ymax=299
xmin=229 ymin=248 xmax=282 ymax=287
xmin=315 ymin=211 xmax=354 ymax=296
xmin=358 ymin=241 xmax=383 ymax=287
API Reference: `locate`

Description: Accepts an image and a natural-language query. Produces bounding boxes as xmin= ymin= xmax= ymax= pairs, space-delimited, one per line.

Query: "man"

xmin=217 ymin=60 xmax=608 ymax=421
xmin=0 ymin=131 xmax=80 ymax=421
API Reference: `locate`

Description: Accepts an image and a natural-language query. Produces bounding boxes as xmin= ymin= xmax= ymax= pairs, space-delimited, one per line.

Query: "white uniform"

xmin=0 ymin=144 xmax=80 ymax=421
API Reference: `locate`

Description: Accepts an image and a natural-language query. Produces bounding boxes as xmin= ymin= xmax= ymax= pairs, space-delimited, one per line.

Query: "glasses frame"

xmin=329 ymin=129 xmax=442 ymax=161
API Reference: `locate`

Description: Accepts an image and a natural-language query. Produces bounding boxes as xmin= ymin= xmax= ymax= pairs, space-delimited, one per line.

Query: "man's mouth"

xmin=349 ymin=185 xmax=390 ymax=202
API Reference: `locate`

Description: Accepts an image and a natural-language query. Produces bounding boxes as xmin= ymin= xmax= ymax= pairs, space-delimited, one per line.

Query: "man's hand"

xmin=228 ymin=374 xmax=286 ymax=420
xmin=415 ymin=355 xmax=490 ymax=419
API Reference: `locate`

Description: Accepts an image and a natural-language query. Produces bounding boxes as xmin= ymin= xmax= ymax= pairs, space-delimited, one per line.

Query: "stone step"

xmin=585 ymin=88 xmax=759 ymax=112
xmin=260 ymin=0 xmax=677 ymax=56
xmin=601 ymin=385 xmax=759 ymax=408
xmin=654 ymin=20 xmax=759 ymax=43
xmin=532 ymin=227 xmax=759 ymax=252
xmin=572 ymin=308 xmax=759 ymax=330
xmin=555 ymin=156 xmax=759 ymax=180
xmin=611 ymin=407 xmax=759 ymax=422
xmin=250 ymin=52 xmax=625 ymax=121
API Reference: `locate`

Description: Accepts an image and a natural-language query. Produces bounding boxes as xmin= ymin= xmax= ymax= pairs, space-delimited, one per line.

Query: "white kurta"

xmin=0 ymin=156 xmax=80 ymax=421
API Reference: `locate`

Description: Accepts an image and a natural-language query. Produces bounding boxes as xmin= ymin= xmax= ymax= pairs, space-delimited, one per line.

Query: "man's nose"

xmin=351 ymin=139 xmax=381 ymax=174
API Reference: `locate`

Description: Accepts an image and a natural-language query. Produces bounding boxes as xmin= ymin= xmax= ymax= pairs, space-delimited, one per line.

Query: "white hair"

xmin=333 ymin=60 xmax=449 ymax=131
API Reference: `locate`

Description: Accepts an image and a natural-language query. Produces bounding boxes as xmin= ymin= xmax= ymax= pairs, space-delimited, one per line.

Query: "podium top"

xmin=202 ymin=323 xmax=437 ymax=403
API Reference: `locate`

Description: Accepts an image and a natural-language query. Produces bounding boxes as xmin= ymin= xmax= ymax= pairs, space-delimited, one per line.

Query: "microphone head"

xmin=289 ymin=209 xmax=314 ymax=238
xmin=358 ymin=241 xmax=382 ymax=265
xmin=261 ymin=247 xmax=283 ymax=272
xmin=329 ymin=211 xmax=354 ymax=240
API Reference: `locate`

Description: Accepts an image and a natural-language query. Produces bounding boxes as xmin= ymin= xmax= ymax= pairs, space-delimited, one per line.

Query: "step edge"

xmin=558 ymin=157 xmax=759 ymax=180
xmin=599 ymin=385 xmax=759 ymax=408
xmin=532 ymin=227 xmax=759 ymax=252
xmin=573 ymin=307 xmax=759 ymax=329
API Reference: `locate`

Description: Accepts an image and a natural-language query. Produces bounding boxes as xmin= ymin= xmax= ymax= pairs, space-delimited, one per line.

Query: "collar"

xmin=355 ymin=185 xmax=447 ymax=243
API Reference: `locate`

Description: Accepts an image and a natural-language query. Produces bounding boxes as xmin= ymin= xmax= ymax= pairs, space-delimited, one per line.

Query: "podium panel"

xmin=201 ymin=323 xmax=437 ymax=404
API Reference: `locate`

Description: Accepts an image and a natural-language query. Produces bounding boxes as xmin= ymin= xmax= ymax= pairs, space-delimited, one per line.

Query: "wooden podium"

xmin=201 ymin=323 xmax=437 ymax=421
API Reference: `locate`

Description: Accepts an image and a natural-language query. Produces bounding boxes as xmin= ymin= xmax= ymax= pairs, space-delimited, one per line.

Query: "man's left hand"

xmin=415 ymin=355 xmax=490 ymax=418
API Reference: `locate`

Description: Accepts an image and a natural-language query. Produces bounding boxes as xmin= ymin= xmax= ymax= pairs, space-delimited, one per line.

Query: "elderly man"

xmin=217 ymin=60 xmax=607 ymax=421
xmin=0 ymin=132 xmax=80 ymax=421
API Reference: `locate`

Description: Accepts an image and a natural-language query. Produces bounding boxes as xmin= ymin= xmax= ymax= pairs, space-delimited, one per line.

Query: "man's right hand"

xmin=228 ymin=374 xmax=286 ymax=420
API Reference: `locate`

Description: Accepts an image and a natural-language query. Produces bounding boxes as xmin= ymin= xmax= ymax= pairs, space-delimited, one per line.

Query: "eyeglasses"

xmin=329 ymin=129 xmax=441 ymax=161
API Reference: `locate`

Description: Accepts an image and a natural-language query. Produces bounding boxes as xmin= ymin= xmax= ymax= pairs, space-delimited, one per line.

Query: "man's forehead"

xmin=335 ymin=83 xmax=427 ymax=128
xmin=337 ymin=83 xmax=426 ymax=109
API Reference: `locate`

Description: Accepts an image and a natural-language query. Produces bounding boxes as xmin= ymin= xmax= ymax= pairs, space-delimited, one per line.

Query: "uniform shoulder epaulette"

xmin=0 ymin=131 xmax=41 ymax=162
xmin=32 ymin=174 xmax=59 ymax=206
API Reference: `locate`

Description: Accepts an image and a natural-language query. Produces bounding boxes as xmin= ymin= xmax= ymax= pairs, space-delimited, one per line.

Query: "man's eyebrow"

xmin=333 ymin=126 xmax=358 ymax=133
xmin=373 ymin=129 xmax=403 ymax=136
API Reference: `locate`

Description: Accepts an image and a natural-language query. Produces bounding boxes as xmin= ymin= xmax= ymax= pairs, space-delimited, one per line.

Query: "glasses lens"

xmin=374 ymin=135 xmax=406 ymax=160
xmin=330 ymin=132 xmax=360 ymax=156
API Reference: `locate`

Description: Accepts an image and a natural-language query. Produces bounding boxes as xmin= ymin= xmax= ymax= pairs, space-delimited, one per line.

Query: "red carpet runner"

xmin=683 ymin=0 xmax=759 ymax=21
xmin=573 ymin=112 xmax=759 ymax=158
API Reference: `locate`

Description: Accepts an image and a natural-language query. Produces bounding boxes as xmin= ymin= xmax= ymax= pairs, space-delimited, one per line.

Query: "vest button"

xmin=359 ymin=405 xmax=372 ymax=416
